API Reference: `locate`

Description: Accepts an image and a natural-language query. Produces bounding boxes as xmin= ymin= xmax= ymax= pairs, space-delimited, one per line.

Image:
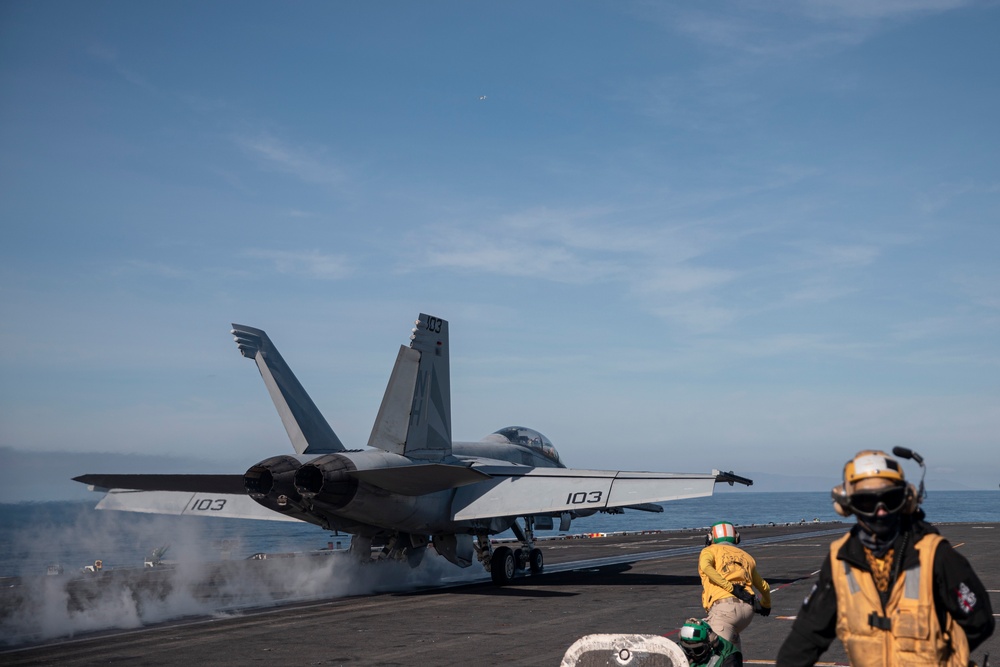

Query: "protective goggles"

xmin=681 ymin=643 xmax=711 ymax=662
xmin=850 ymin=485 xmax=907 ymax=516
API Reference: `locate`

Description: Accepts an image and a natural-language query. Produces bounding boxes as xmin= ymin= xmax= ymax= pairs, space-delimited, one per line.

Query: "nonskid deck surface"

xmin=3 ymin=521 xmax=997 ymax=666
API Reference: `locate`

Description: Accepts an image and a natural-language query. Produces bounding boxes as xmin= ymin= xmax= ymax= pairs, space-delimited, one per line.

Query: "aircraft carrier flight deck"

xmin=2 ymin=521 xmax=997 ymax=666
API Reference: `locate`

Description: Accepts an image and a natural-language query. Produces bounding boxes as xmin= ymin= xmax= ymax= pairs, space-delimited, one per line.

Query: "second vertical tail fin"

xmin=368 ymin=314 xmax=452 ymax=460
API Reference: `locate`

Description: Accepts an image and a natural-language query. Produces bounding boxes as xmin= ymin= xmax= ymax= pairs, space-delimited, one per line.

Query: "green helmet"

xmin=678 ymin=619 xmax=713 ymax=664
xmin=679 ymin=618 xmax=712 ymax=644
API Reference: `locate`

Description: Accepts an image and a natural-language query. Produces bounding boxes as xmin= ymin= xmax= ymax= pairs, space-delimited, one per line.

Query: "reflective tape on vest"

xmin=844 ymin=562 xmax=860 ymax=594
xmin=904 ymin=565 xmax=920 ymax=599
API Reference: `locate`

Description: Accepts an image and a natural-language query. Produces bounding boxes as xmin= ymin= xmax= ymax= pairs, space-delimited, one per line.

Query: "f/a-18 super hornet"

xmin=76 ymin=314 xmax=751 ymax=584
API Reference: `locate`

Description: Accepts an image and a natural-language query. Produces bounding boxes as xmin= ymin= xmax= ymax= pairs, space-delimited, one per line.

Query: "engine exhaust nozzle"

xmin=293 ymin=454 xmax=358 ymax=509
xmin=244 ymin=455 xmax=302 ymax=499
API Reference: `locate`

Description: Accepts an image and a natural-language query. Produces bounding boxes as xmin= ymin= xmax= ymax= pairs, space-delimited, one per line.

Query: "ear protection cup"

xmin=733 ymin=530 xmax=741 ymax=545
xmin=831 ymin=483 xmax=853 ymax=517
xmin=705 ymin=533 xmax=712 ymax=546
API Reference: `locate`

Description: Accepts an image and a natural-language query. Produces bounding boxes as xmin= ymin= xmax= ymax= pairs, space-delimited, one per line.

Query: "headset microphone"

xmin=892 ymin=446 xmax=923 ymax=465
xmin=892 ymin=446 xmax=927 ymax=504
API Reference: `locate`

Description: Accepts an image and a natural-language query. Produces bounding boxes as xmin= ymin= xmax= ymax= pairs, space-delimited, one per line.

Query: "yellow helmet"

xmin=832 ymin=450 xmax=917 ymax=517
xmin=843 ymin=450 xmax=905 ymax=487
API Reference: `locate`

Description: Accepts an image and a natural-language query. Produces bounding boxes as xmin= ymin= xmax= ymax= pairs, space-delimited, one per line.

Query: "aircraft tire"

xmin=529 ymin=548 xmax=543 ymax=574
xmin=490 ymin=546 xmax=516 ymax=585
xmin=513 ymin=548 xmax=525 ymax=570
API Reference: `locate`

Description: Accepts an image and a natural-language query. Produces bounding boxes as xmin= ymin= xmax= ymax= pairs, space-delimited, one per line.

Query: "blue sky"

xmin=1 ymin=1 xmax=998 ymax=497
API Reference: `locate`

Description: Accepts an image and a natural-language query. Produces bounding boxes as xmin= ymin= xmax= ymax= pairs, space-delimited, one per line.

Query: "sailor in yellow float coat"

xmin=777 ymin=450 xmax=994 ymax=666
xmin=699 ymin=521 xmax=771 ymax=651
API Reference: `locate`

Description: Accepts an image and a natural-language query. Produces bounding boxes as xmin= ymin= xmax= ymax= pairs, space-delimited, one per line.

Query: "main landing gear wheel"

xmin=490 ymin=546 xmax=516 ymax=585
xmin=529 ymin=548 xmax=543 ymax=574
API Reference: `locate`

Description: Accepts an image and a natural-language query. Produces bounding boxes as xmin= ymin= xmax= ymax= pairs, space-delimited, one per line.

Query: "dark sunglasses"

xmin=850 ymin=486 xmax=907 ymax=516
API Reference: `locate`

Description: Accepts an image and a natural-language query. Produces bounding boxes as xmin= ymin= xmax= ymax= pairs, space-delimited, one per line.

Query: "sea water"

xmin=1 ymin=490 xmax=996 ymax=579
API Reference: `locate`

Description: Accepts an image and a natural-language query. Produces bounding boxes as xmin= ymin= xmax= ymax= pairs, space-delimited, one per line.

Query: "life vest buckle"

xmin=868 ymin=612 xmax=892 ymax=630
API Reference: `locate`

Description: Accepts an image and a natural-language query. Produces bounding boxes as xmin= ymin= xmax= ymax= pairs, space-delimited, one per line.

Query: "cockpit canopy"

xmin=490 ymin=426 xmax=561 ymax=464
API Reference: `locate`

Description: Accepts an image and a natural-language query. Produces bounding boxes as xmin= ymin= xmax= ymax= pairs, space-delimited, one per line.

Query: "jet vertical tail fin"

xmin=231 ymin=324 xmax=345 ymax=455
xmin=368 ymin=314 xmax=451 ymax=460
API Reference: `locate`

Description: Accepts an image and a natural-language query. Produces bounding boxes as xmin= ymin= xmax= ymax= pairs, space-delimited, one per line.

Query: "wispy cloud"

xmin=788 ymin=241 xmax=881 ymax=270
xmin=794 ymin=0 xmax=969 ymax=22
xmin=112 ymin=260 xmax=198 ymax=280
xmin=636 ymin=265 xmax=737 ymax=295
xmin=242 ymin=249 xmax=352 ymax=280
xmin=625 ymin=0 xmax=973 ymax=136
xmin=413 ymin=196 xmax=903 ymax=335
xmin=674 ymin=12 xmax=863 ymax=59
xmin=87 ymin=43 xmax=162 ymax=97
xmin=416 ymin=206 xmax=744 ymax=330
xmin=949 ymin=270 xmax=1000 ymax=312
xmin=916 ymin=181 xmax=1000 ymax=215
xmin=647 ymin=301 xmax=738 ymax=333
xmin=647 ymin=0 xmax=971 ymax=59
xmin=233 ymin=133 xmax=348 ymax=188
xmin=420 ymin=207 xmax=631 ymax=284
xmin=283 ymin=209 xmax=316 ymax=219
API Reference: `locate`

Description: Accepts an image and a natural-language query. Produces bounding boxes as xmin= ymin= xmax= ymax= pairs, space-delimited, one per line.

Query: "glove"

xmin=756 ymin=604 xmax=771 ymax=617
xmin=731 ymin=586 xmax=754 ymax=605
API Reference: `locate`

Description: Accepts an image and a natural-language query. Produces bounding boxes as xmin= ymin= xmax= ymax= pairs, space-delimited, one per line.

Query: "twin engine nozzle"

xmin=243 ymin=454 xmax=359 ymax=510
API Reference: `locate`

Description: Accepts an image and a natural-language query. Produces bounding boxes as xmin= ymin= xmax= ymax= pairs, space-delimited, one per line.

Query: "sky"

xmin=1 ymin=1 xmax=999 ymax=501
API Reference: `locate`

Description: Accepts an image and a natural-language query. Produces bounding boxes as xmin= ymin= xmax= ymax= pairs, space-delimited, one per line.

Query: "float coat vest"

xmin=830 ymin=532 xmax=969 ymax=667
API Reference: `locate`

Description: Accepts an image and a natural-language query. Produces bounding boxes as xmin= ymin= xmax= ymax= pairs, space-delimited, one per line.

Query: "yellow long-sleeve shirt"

xmin=698 ymin=542 xmax=771 ymax=611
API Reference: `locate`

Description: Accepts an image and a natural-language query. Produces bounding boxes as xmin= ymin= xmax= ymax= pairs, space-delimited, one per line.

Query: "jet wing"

xmin=74 ymin=473 xmax=296 ymax=522
xmin=451 ymin=468 xmax=719 ymax=521
xmin=92 ymin=489 xmax=299 ymax=521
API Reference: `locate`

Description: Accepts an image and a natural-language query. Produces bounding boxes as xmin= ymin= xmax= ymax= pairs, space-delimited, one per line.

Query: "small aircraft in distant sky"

xmin=76 ymin=314 xmax=751 ymax=584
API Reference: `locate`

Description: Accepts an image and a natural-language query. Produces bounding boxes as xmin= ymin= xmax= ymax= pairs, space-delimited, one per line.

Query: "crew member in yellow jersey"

xmin=777 ymin=448 xmax=994 ymax=666
xmin=699 ymin=520 xmax=771 ymax=650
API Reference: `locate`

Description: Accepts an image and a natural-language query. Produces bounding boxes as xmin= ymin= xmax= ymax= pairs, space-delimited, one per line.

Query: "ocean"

xmin=1 ymin=490 xmax=997 ymax=579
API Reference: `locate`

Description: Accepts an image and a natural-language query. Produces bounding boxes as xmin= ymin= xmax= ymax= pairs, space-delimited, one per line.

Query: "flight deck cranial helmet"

xmin=705 ymin=521 xmax=740 ymax=546
xmin=831 ymin=450 xmax=918 ymax=518
xmin=678 ymin=618 xmax=714 ymax=664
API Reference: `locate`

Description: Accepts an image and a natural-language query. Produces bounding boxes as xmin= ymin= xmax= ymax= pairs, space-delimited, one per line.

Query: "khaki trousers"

xmin=706 ymin=597 xmax=754 ymax=650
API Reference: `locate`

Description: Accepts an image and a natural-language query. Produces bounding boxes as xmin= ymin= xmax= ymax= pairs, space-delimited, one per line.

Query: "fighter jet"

xmin=75 ymin=314 xmax=751 ymax=584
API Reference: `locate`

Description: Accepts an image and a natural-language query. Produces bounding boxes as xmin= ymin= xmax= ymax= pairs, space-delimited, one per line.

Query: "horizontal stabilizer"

xmin=452 ymin=468 xmax=718 ymax=521
xmin=349 ymin=464 xmax=492 ymax=496
xmin=714 ymin=470 xmax=753 ymax=486
xmin=232 ymin=324 xmax=345 ymax=455
xmin=74 ymin=474 xmax=246 ymax=494
xmin=94 ymin=489 xmax=298 ymax=522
